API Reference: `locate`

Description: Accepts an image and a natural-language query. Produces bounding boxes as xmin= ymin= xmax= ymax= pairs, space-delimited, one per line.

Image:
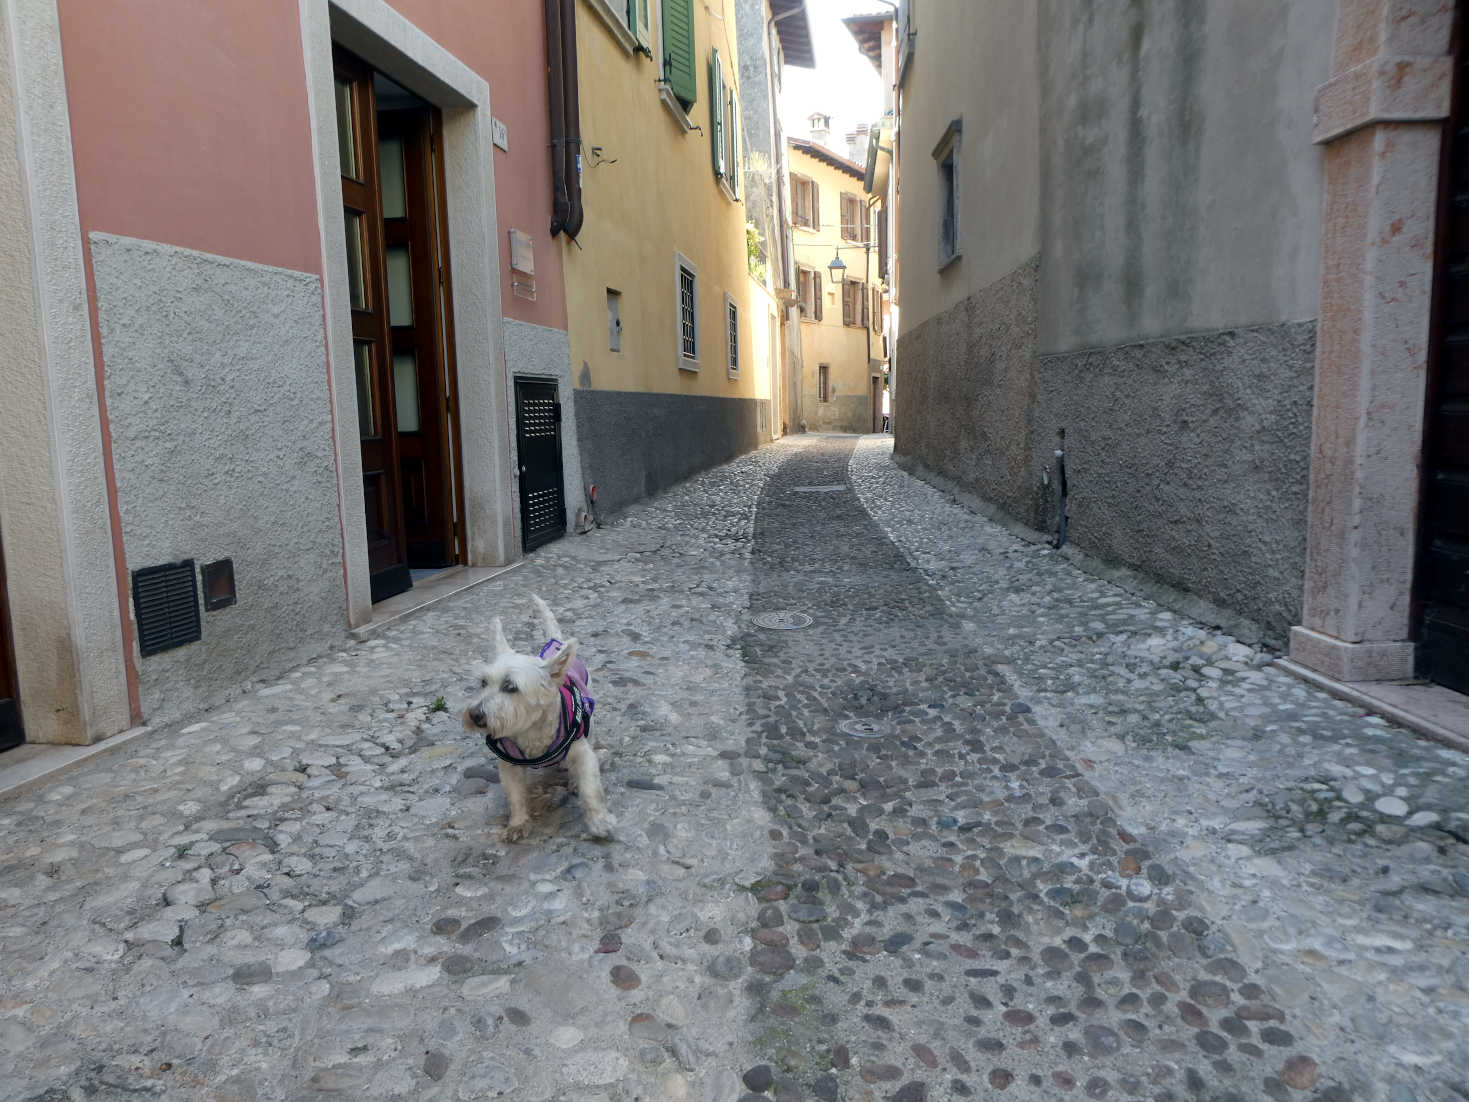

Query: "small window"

xmin=796 ymin=266 xmax=823 ymax=320
xmin=843 ymin=280 xmax=867 ymax=329
xmin=818 ymin=364 xmax=830 ymax=403
xmin=607 ymin=288 xmax=622 ymax=351
xmin=934 ymin=118 xmax=962 ymax=269
xmin=725 ymin=293 xmax=739 ymax=378
xmin=872 ymin=286 xmax=882 ymax=333
xmin=841 ymin=193 xmax=869 ymax=244
xmin=676 ymin=252 xmax=698 ymax=369
xmin=792 ymin=174 xmax=818 ymax=230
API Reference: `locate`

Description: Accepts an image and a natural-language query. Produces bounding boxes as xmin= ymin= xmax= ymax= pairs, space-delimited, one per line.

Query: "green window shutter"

xmin=663 ymin=0 xmax=697 ymax=109
xmin=729 ymin=92 xmax=740 ymax=197
xmin=633 ymin=0 xmax=650 ymax=45
xmin=710 ymin=52 xmax=726 ymax=178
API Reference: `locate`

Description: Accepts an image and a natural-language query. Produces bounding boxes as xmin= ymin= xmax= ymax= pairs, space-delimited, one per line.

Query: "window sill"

xmin=793 ymin=224 xmax=819 ymax=234
xmin=584 ymin=0 xmax=640 ymax=55
xmin=938 ymin=250 xmax=962 ymax=273
xmin=659 ymin=85 xmax=696 ymax=132
xmin=678 ymin=356 xmax=700 ymax=373
xmin=717 ymin=175 xmax=739 ymax=203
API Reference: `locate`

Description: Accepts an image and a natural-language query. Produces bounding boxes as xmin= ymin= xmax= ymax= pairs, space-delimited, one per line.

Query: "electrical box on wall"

xmin=509 ymin=229 xmax=536 ymax=301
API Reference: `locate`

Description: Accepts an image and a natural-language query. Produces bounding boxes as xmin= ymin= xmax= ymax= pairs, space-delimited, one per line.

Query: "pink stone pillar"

xmin=1290 ymin=0 xmax=1455 ymax=681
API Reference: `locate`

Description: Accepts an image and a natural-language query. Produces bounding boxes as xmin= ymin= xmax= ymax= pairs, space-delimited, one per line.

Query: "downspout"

xmin=560 ymin=0 xmax=584 ymax=239
xmin=545 ymin=0 xmax=571 ymax=236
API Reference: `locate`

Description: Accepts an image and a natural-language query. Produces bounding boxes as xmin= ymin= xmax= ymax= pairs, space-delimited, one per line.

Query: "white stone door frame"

xmin=299 ymin=0 xmax=516 ymax=628
xmin=0 ymin=0 xmax=134 ymax=744
xmin=1289 ymin=0 xmax=1455 ymax=682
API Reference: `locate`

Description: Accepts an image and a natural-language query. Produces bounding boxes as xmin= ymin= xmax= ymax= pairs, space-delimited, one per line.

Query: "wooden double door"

xmin=335 ymin=50 xmax=465 ymax=603
xmin=0 ymin=527 xmax=22 ymax=752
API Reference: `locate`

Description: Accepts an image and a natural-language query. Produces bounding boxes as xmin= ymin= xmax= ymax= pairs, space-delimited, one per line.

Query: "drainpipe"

xmin=559 ymin=0 xmax=584 ymax=239
xmin=545 ymin=0 xmax=571 ymax=236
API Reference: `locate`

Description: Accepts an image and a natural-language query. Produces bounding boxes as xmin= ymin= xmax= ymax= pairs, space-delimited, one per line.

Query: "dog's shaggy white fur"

xmin=462 ymin=596 xmax=614 ymax=842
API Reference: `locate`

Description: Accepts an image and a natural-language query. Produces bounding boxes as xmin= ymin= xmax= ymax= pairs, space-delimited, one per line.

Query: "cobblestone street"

xmin=2 ymin=436 xmax=1466 ymax=1102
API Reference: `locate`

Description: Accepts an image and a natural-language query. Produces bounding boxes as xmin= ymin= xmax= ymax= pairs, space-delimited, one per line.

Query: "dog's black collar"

xmin=483 ymin=681 xmax=591 ymax=769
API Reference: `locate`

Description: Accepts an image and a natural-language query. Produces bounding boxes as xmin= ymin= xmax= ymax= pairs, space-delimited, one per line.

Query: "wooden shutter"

xmin=877 ymin=208 xmax=888 ymax=278
xmin=841 ymin=195 xmax=854 ymax=241
xmin=872 ymin=286 xmax=880 ymax=332
xmin=729 ymin=93 xmax=740 ymax=198
xmin=663 ymin=0 xmax=697 ymax=108
xmin=842 ymin=282 xmax=853 ymax=327
xmin=811 ymin=179 xmax=820 ymax=230
xmin=814 ymin=271 xmax=823 ymax=320
xmin=710 ymin=51 xmax=726 ymax=178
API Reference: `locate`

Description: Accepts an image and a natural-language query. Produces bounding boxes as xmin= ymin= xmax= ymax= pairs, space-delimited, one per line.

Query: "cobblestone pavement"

xmin=1 ymin=435 xmax=1465 ymax=1101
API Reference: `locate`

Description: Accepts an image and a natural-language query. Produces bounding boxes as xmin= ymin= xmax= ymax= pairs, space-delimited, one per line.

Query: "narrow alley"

xmin=2 ymin=438 xmax=1465 ymax=1102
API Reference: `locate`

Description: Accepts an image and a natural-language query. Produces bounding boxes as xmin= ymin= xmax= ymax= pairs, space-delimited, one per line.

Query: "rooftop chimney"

xmin=808 ymin=112 xmax=831 ymax=148
xmin=847 ymin=123 xmax=870 ymax=164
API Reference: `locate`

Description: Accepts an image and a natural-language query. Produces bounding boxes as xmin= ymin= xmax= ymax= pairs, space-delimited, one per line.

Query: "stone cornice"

xmin=1313 ymin=54 xmax=1453 ymax=144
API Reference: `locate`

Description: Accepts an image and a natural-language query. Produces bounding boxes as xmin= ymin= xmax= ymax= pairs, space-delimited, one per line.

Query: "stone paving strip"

xmin=0 ymin=435 xmax=1463 ymax=1102
xmin=848 ymin=436 xmax=1469 ymax=1101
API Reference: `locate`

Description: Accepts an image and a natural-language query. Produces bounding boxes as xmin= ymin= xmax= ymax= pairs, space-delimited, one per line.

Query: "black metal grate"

xmin=132 ymin=561 xmax=201 ymax=657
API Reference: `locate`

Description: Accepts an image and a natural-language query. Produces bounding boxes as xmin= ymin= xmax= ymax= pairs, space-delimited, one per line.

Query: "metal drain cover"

xmin=789 ymin=485 xmax=845 ymax=493
xmin=753 ymin=610 xmax=813 ymax=630
xmin=839 ymin=718 xmax=892 ymax=739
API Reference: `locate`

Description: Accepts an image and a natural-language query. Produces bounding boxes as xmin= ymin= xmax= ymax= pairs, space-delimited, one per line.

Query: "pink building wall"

xmin=57 ymin=0 xmax=566 ymax=326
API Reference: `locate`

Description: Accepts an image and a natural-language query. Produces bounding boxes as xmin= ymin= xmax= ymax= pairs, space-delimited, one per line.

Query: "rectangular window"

xmin=872 ymin=286 xmax=882 ymax=333
xmin=840 ymin=193 xmax=868 ymax=244
xmin=792 ymin=174 xmax=818 ymax=230
xmin=843 ymin=280 xmax=867 ymax=328
xmin=607 ymin=288 xmax=622 ymax=351
xmin=725 ymin=294 xmax=739 ymax=378
xmin=934 ymin=119 xmax=962 ymax=268
xmin=819 ymin=364 xmax=830 ymax=403
xmin=676 ymin=252 xmax=698 ymax=369
xmin=796 ymin=266 xmax=823 ymax=320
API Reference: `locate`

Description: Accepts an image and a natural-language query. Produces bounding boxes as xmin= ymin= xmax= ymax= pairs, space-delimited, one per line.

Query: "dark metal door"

xmin=514 ymin=378 xmax=567 ymax=552
xmin=0 ymin=526 xmax=24 ymax=752
xmin=1421 ymin=11 xmax=1469 ymax=693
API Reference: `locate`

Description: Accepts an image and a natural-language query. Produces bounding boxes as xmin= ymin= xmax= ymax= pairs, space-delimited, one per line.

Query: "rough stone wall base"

xmin=574 ymin=389 xmax=766 ymax=517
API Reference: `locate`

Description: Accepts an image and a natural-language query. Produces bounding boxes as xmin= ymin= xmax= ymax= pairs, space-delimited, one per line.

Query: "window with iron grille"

xmin=725 ymin=294 xmax=739 ymax=378
xmin=818 ymin=364 xmax=830 ymax=403
xmin=676 ymin=252 xmax=698 ymax=368
xmin=840 ymin=193 xmax=869 ymax=244
xmin=843 ymin=280 xmax=867 ymax=328
xmin=934 ymin=118 xmax=962 ymax=269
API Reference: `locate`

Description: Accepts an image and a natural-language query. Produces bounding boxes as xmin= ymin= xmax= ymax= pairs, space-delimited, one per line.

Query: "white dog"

xmin=462 ymin=595 xmax=614 ymax=842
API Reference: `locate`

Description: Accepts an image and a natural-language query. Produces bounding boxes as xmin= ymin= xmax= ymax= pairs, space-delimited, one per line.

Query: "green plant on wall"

xmin=746 ymin=220 xmax=768 ymax=284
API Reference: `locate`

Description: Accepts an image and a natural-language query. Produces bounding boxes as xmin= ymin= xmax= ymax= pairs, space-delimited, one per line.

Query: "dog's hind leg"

xmin=531 ymin=594 xmax=562 ymax=641
xmin=566 ymin=740 xmax=615 ymax=839
xmin=500 ymin=763 xmax=532 ymax=842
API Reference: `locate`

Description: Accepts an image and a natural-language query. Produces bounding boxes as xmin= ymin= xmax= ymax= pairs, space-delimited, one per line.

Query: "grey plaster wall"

xmin=805 ymin=393 xmax=871 ymax=435
xmin=574 ymin=390 xmax=766 ymax=517
xmin=506 ymin=320 xmax=585 ymax=530
xmin=1033 ymin=322 xmax=1316 ymax=641
xmin=91 ymin=234 xmax=344 ymax=726
xmin=894 ymin=257 xmax=1038 ymax=522
xmin=1036 ymin=0 xmax=1333 ymax=352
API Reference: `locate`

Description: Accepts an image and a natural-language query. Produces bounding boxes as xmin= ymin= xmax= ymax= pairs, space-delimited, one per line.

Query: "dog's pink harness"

xmin=482 ymin=639 xmax=594 ymax=769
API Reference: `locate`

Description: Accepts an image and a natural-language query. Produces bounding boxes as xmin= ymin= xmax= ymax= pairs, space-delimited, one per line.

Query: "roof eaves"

xmin=770 ymin=0 xmax=815 ymax=69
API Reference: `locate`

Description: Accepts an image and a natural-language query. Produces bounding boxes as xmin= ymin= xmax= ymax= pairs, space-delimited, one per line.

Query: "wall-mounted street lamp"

xmin=827 ymin=250 xmax=848 ymax=286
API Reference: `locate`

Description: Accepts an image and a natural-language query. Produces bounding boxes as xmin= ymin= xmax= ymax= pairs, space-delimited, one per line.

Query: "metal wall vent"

xmin=132 ymin=560 xmax=201 ymax=657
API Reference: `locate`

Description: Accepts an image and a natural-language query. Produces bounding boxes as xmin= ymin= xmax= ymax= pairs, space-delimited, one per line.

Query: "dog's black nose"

xmin=468 ymin=705 xmax=485 ymax=727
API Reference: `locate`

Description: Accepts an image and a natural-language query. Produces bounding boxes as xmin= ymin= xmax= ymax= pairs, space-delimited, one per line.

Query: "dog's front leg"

xmin=566 ymin=741 xmax=615 ymax=839
xmin=500 ymin=763 xmax=532 ymax=842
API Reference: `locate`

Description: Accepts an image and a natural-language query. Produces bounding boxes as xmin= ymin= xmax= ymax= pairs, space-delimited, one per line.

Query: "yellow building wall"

xmin=789 ymin=144 xmax=882 ymax=433
xmin=565 ymin=0 xmax=769 ymax=407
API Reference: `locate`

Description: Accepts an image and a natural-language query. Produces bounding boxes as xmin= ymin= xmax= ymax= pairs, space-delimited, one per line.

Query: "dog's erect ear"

xmin=543 ymin=638 xmax=578 ymax=685
xmin=490 ymin=617 xmax=510 ymax=660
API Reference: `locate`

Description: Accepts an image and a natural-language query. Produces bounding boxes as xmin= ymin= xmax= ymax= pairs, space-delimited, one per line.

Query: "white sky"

xmin=778 ymin=0 xmax=887 ymax=159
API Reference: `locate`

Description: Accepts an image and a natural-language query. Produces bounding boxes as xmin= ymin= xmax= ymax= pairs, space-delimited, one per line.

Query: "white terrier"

xmin=462 ymin=595 xmax=614 ymax=842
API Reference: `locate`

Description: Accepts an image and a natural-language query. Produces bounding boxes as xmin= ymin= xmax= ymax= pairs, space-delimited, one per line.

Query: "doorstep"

xmin=0 ymin=724 xmax=153 ymax=802
xmin=1275 ymin=659 xmax=1469 ymax=755
xmin=350 ymin=563 xmax=524 ymax=642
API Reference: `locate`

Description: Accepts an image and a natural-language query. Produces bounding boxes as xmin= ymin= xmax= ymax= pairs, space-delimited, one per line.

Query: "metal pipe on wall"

xmin=545 ymin=0 xmax=571 ymax=236
xmin=560 ymin=0 xmax=584 ymax=238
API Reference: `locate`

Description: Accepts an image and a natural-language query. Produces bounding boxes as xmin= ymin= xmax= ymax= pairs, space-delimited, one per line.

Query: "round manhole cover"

xmin=839 ymin=718 xmax=892 ymax=739
xmin=753 ymin=611 xmax=813 ymax=630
